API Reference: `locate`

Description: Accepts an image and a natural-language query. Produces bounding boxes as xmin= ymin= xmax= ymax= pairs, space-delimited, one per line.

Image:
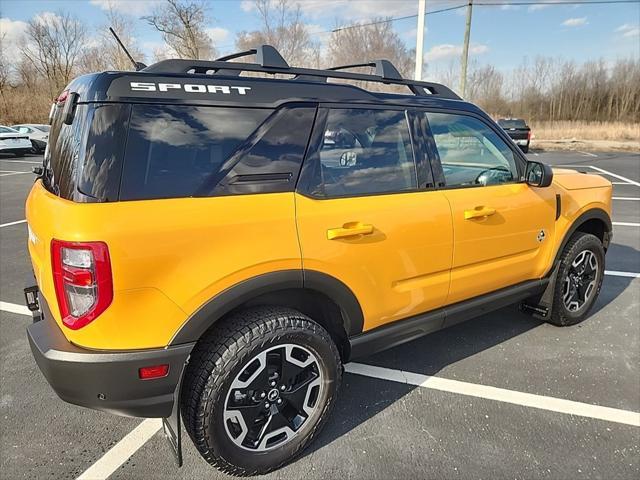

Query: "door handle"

xmin=327 ymin=222 xmax=374 ymax=240
xmin=464 ymin=207 xmax=496 ymax=220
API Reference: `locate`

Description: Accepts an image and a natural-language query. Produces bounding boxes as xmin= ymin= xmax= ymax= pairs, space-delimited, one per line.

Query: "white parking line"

xmin=0 ymin=171 xmax=31 ymax=177
xmin=612 ymin=182 xmax=633 ymax=185
xmin=588 ymin=166 xmax=640 ymax=187
xmin=605 ymin=270 xmax=640 ymax=279
xmin=346 ymin=363 xmax=640 ymax=427
xmin=0 ymin=301 xmax=31 ymax=316
xmin=76 ymin=419 xmax=162 ymax=480
xmin=578 ymin=151 xmax=598 ymax=157
xmin=0 ymin=159 xmax=41 ymax=164
xmin=612 ymin=197 xmax=640 ymax=201
xmin=613 ymin=221 xmax=640 ymax=227
xmin=0 ymin=219 xmax=27 ymax=228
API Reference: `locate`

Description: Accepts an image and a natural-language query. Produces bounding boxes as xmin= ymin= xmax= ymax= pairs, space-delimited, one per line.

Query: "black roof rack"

xmin=141 ymin=44 xmax=461 ymax=100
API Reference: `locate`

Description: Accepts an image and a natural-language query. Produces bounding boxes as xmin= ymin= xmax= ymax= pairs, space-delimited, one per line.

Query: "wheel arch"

xmin=552 ymin=208 xmax=612 ymax=268
xmin=169 ymin=270 xmax=363 ymax=360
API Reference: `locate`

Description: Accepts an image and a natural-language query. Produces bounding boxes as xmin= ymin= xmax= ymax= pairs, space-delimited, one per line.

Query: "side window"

xmin=426 ymin=112 xmax=519 ymax=188
xmin=120 ymin=105 xmax=272 ymax=200
xmin=304 ymin=108 xmax=417 ymax=197
xmin=210 ymin=107 xmax=316 ymax=195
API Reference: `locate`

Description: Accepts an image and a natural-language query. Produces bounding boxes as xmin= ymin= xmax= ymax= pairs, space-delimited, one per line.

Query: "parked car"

xmin=0 ymin=125 xmax=33 ymax=157
xmin=24 ymin=45 xmax=612 ymax=476
xmin=11 ymin=124 xmax=50 ymax=153
xmin=498 ymin=118 xmax=531 ymax=153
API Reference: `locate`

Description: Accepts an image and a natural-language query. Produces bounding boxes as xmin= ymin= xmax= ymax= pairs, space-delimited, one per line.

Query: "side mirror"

xmin=526 ymin=161 xmax=553 ymax=188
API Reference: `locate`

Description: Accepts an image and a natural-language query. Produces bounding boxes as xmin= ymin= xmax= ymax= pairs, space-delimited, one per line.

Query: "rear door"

xmin=295 ymin=106 xmax=453 ymax=332
xmin=423 ymin=110 xmax=556 ymax=305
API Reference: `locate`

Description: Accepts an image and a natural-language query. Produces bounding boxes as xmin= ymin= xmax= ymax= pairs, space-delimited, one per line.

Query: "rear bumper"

xmin=26 ymin=297 xmax=194 ymax=418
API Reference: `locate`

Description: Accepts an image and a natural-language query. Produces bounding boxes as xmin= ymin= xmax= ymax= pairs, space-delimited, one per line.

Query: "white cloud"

xmin=562 ymin=17 xmax=588 ymax=27
xmin=296 ymin=0 xmax=416 ymax=21
xmin=240 ymin=1 xmax=255 ymax=13
xmin=0 ymin=17 xmax=28 ymax=48
xmin=500 ymin=5 xmax=520 ymax=11
xmin=90 ymin=0 xmax=161 ymax=16
xmin=206 ymin=27 xmax=230 ymax=44
xmin=528 ymin=5 xmax=549 ymax=12
xmin=425 ymin=43 xmax=489 ymax=62
xmin=616 ymin=23 xmax=640 ymax=38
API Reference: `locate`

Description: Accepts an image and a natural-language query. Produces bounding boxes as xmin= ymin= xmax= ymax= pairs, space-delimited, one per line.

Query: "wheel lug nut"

xmin=280 ymin=385 xmax=286 ymax=391
xmin=270 ymin=381 xmax=276 ymax=387
xmin=260 ymin=392 xmax=266 ymax=398
xmin=277 ymin=399 xmax=282 ymax=405
xmin=264 ymin=402 xmax=270 ymax=408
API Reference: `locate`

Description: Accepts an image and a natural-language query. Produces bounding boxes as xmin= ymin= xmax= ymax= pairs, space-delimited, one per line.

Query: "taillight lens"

xmin=51 ymin=240 xmax=113 ymax=330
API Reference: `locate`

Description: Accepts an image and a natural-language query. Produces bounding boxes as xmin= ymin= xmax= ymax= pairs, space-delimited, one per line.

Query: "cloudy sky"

xmin=1 ymin=0 xmax=638 ymax=73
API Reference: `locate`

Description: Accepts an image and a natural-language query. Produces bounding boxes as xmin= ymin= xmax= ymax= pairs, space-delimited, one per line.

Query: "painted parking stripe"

xmin=612 ymin=181 xmax=634 ymax=185
xmin=605 ymin=270 xmax=640 ymax=279
xmin=346 ymin=363 xmax=640 ymax=427
xmin=0 ymin=219 xmax=27 ymax=228
xmin=612 ymin=197 xmax=640 ymax=201
xmin=76 ymin=419 xmax=162 ymax=480
xmin=613 ymin=221 xmax=640 ymax=227
xmin=0 ymin=301 xmax=31 ymax=316
xmin=588 ymin=166 xmax=640 ymax=187
xmin=0 ymin=171 xmax=31 ymax=177
xmin=0 ymin=159 xmax=41 ymax=164
xmin=577 ymin=151 xmax=598 ymax=157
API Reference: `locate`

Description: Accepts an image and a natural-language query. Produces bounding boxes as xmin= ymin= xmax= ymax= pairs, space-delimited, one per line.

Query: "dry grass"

xmin=530 ymin=121 xmax=640 ymax=142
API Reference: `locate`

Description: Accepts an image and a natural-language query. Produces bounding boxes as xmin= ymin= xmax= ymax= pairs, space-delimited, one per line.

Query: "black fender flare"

xmin=169 ymin=269 xmax=364 ymax=345
xmin=551 ymin=208 xmax=612 ymax=268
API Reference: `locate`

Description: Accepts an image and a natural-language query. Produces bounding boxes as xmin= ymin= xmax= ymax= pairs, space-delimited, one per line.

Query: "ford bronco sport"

xmin=24 ymin=46 xmax=612 ymax=476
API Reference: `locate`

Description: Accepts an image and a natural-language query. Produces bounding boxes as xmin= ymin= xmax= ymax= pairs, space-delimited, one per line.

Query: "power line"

xmin=310 ymin=0 xmax=639 ymax=36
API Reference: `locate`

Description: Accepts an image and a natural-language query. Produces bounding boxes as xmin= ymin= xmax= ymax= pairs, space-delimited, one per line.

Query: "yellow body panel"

xmin=25 ymin=166 xmax=612 ymax=350
xmin=295 ymin=192 xmax=453 ymax=331
xmin=443 ymin=183 xmax=557 ymax=303
xmin=26 ymin=181 xmax=301 ymax=350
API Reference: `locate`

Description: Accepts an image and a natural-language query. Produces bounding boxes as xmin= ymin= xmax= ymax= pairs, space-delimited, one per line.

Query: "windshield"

xmin=0 ymin=126 xmax=18 ymax=133
xmin=34 ymin=125 xmax=50 ymax=132
xmin=498 ymin=119 xmax=527 ymax=129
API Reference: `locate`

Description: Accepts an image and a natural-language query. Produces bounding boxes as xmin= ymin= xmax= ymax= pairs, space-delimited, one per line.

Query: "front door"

xmin=424 ymin=111 xmax=556 ymax=304
xmin=295 ymin=107 xmax=453 ymax=332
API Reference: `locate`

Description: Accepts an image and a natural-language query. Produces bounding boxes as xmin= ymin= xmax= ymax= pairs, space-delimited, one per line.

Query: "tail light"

xmin=51 ymin=240 xmax=113 ymax=330
xmin=528 ymin=130 xmax=532 ymax=140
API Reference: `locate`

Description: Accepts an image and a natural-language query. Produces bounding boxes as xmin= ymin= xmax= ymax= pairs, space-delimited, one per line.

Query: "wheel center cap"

xmin=267 ymin=388 xmax=279 ymax=402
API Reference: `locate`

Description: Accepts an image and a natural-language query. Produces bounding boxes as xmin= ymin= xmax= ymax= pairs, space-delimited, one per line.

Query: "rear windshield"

xmin=498 ymin=119 xmax=527 ymax=129
xmin=35 ymin=125 xmax=50 ymax=132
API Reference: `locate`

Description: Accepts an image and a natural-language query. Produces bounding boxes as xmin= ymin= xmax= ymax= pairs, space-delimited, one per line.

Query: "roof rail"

xmin=141 ymin=44 xmax=461 ymax=100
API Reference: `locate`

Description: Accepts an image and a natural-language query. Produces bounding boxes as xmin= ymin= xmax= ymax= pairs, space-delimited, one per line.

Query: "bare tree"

xmin=236 ymin=0 xmax=320 ymax=68
xmin=20 ymin=11 xmax=87 ymax=95
xmin=144 ymin=0 xmax=214 ymax=60
xmin=327 ymin=19 xmax=414 ymax=90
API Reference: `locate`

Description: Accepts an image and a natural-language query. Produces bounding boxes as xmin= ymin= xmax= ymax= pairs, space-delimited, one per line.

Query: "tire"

xmin=181 ymin=306 xmax=342 ymax=476
xmin=547 ymin=232 xmax=605 ymax=326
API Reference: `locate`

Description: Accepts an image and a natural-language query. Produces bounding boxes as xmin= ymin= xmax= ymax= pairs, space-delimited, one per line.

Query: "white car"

xmin=0 ymin=126 xmax=33 ymax=157
xmin=11 ymin=123 xmax=50 ymax=153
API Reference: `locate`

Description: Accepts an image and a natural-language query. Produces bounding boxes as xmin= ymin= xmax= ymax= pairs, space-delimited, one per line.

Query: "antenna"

xmin=109 ymin=27 xmax=147 ymax=71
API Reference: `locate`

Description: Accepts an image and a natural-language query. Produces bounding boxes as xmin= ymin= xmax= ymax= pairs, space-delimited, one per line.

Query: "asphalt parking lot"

xmin=1 ymin=150 xmax=638 ymax=479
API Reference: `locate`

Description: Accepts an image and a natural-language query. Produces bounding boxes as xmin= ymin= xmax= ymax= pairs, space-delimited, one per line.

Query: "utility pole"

xmin=459 ymin=0 xmax=473 ymax=97
xmin=415 ymin=0 xmax=426 ymax=80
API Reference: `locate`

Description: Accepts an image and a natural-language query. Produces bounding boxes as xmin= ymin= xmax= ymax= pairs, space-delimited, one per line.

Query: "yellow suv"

xmin=24 ymin=46 xmax=612 ymax=475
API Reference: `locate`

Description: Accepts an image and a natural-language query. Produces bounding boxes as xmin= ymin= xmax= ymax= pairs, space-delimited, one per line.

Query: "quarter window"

xmin=120 ymin=105 xmax=272 ymax=200
xmin=304 ymin=108 xmax=417 ymax=197
xmin=426 ymin=112 xmax=519 ymax=188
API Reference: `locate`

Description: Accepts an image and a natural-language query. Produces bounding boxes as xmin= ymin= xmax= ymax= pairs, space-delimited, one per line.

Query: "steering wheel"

xmin=474 ymin=166 xmax=512 ymax=186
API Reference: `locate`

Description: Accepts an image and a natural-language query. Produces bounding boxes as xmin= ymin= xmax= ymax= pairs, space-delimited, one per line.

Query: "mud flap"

xmin=162 ymin=361 xmax=187 ymax=467
xmin=520 ymin=263 xmax=559 ymax=320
